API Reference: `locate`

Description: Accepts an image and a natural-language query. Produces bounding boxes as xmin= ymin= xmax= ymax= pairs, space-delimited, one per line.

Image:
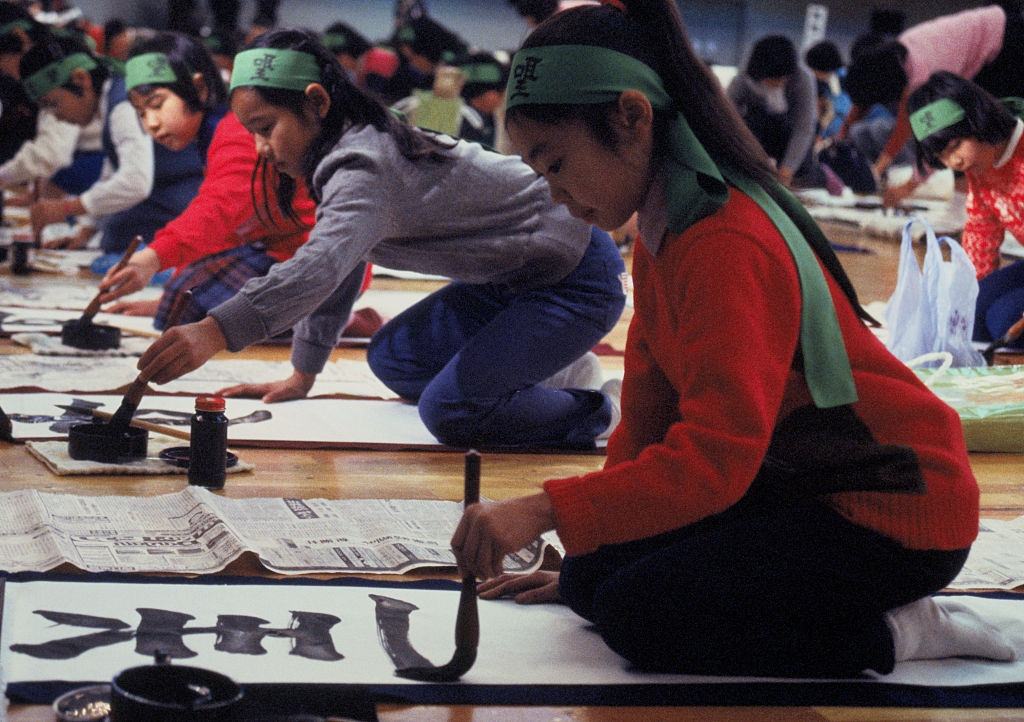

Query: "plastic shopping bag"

xmin=884 ymin=216 xmax=985 ymax=367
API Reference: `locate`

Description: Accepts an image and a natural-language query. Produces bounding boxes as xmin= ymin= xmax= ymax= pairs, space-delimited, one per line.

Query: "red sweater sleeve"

xmin=147 ymin=112 xmax=313 ymax=269
xmin=545 ymin=207 xmax=801 ymax=556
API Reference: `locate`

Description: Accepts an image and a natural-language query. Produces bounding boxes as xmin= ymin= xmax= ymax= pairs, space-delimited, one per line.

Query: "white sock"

xmin=540 ymin=352 xmax=604 ymax=390
xmin=597 ymin=378 xmax=622 ymax=441
xmin=886 ymin=596 xmax=1017 ymax=663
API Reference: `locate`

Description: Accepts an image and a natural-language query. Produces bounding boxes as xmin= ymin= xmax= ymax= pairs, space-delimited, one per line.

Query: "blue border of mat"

xmin=4 ymin=573 xmax=1023 ymax=708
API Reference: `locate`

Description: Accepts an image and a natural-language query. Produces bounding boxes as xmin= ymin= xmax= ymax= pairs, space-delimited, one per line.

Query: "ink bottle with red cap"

xmin=189 ymin=395 xmax=228 ymax=488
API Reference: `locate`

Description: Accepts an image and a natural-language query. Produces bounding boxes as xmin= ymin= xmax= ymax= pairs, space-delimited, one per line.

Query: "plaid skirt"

xmin=155 ymin=243 xmax=275 ymax=329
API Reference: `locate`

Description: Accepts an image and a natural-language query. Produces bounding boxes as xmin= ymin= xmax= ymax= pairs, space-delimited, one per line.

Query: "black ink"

xmin=11 ymin=607 xmax=344 ymax=662
xmin=369 ymin=594 xmax=432 ymax=670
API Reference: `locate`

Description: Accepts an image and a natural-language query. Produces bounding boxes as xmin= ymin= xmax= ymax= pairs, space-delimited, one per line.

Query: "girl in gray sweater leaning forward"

xmin=136 ymin=29 xmax=626 ymax=450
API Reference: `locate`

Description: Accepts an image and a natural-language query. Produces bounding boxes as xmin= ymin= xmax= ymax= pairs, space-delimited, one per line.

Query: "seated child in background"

xmin=909 ymin=70 xmax=1024 ymax=349
xmin=727 ymin=34 xmax=825 ymax=188
xmin=0 ymin=6 xmax=104 ymax=231
xmin=20 ymin=32 xmax=205 ymax=273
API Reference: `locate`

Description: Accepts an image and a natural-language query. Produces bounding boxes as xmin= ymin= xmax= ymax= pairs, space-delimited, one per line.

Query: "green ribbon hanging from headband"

xmin=22 ymin=52 xmax=98 ymax=102
xmin=909 ymin=98 xmax=966 ymax=141
xmin=506 ymin=44 xmax=857 ymax=408
xmin=125 ymin=52 xmax=177 ymax=92
xmin=229 ymin=48 xmax=321 ymax=93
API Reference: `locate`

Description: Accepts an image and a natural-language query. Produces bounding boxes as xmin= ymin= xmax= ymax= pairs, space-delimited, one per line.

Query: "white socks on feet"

xmin=886 ymin=596 xmax=1017 ymax=663
xmin=540 ymin=352 xmax=604 ymax=391
xmin=597 ymin=378 xmax=622 ymax=441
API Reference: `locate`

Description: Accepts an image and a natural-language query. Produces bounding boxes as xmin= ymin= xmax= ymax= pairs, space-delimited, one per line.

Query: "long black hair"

xmin=19 ymin=32 xmax=110 ymax=98
xmin=506 ymin=1 xmax=777 ymax=189
xmin=127 ymin=32 xmax=226 ymax=113
xmin=844 ymin=40 xmax=907 ymax=108
xmin=234 ymin=28 xmax=454 ymax=225
xmin=908 ymin=71 xmax=1018 ymax=173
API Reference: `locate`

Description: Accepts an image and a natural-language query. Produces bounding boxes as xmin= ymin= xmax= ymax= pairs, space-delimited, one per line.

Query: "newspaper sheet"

xmin=0 ymin=487 xmax=546 ymax=576
xmin=949 ymin=516 xmax=1024 ymax=590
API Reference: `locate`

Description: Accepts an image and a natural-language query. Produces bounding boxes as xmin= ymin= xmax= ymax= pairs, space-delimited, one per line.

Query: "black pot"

xmin=67 ymin=422 xmax=148 ymax=463
xmin=111 ymin=661 xmax=244 ymax=721
xmin=61 ymin=318 xmax=122 ymax=350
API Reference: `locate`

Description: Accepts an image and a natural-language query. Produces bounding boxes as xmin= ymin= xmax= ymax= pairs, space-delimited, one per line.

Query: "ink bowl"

xmin=111 ymin=659 xmax=244 ymax=721
xmin=68 ymin=422 xmax=148 ymax=463
xmin=61 ymin=317 xmax=122 ymax=350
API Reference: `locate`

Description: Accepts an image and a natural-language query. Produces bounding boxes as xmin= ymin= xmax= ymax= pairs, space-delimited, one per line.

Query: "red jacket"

xmin=545 ymin=189 xmax=979 ymax=557
xmin=148 ymin=112 xmax=316 ymax=272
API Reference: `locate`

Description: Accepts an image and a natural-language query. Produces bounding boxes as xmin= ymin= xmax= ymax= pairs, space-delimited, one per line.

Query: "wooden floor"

xmin=2 ymin=226 xmax=1023 ymax=721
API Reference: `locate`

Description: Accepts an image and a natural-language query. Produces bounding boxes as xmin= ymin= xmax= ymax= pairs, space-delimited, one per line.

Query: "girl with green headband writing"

xmin=453 ymin=0 xmax=1013 ymax=678
xmin=135 ymin=28 xmax=626 ymax=449
xmin=95 ymin=32 xmax=326 ymax=333
xmin=19 ymin=32 xmax=205 ymax=271
xmin=908 ymin=71 xmax=1024 ymax=352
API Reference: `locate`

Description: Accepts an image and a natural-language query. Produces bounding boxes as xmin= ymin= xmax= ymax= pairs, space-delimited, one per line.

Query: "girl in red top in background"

xmin=453 ymin=0 xmax=1016 ymax=677
xmin=96 ymin=32 xmax=325 ymax=330
xmin=908 ymin=71 xmax=1024 ymax=350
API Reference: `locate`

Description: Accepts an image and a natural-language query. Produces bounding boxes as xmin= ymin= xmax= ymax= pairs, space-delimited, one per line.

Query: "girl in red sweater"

xmin=96 ymin=32 xmax=319 ymax=330
xmin=453 ymin=0 xmax=1016 ymax=677
xmin=908 ymin=71 xmax=1024 ymax=350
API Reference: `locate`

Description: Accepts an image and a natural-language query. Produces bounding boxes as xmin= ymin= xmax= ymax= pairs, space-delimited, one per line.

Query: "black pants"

xmin=742 ymin=104 xmax=826 ymax=188
xmin=558 ymin=479 xmax=968 ymax=678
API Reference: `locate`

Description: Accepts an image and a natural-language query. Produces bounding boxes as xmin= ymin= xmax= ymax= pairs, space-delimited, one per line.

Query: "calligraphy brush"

xmin=104 ymin=287 xmax=194 ymax=435
xmin=78 ymin=235 xmax=142 ymax=323
xmin=395 ymin=449 xmax=481 ymax=683
xmin=982 ymin=313 xmax=1024 ymax=365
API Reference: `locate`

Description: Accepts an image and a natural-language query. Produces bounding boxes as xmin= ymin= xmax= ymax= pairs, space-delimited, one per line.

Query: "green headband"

xmin=322 ymin=32 xmax=348 ymax=52
xmin=460 ymin=62 xmax=502 ymax=85
xmin=910 ymin=98 xmax=966 ymax=140
xmin=0 ymin=19 xmax=32 ymax=37
xmin=229 ymin=48 xmax=321 ymax=93
xmin=23 ymin=52 xmax=98 ymax=101
xmin=506 ymin=44 xmax=857 ymax=408
xmin=125 ymin=52 xmax=177 ymax=92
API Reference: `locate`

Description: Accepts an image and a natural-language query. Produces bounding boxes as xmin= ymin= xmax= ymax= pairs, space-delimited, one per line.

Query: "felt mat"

xmin=25 ymin=437 xmax=253 ymax=476
xmin=11 ymin=332 xmax=151 ymax=357
xmin=1 ymin=574 xmax=1023 ymax=708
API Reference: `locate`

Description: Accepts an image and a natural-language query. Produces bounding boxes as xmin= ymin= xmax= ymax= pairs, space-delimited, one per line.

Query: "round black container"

xmin=61 ymin=318 xmax=122 ymax=350
xmin=111 ymin=662 xmax=243 ymax=721
xmin=189 ymin=396 xmax=228 ymax=488
xmin=68 ymin=422 xmax=148 ymax=463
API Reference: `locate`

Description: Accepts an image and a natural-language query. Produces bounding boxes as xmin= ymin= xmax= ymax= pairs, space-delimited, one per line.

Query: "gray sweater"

xmin=209 ymin=124 xmax=591 ymax=374
xmin=726 ymin=69 xmax=817 ymax=176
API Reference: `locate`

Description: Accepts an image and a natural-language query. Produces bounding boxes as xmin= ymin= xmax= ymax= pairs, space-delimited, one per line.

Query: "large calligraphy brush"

xmin=395 ymin=450 xmax=481 ymax=682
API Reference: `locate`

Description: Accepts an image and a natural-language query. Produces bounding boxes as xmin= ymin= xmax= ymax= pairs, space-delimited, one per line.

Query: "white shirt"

xmin=79 ymin=79 xmax=154 ymax=217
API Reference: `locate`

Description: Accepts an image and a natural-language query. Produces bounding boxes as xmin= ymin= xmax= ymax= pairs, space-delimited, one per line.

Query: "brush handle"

xmin=91 ymin=409 xmax=191 ymax=441
xmin=464 ymin=450 xmax=480 ymax=507
xmin=81 ymin=235 xmax=143 ymax=321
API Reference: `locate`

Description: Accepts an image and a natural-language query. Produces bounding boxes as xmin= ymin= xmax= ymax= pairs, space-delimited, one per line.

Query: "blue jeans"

xmin=974 ymin=259 xmax=1024 ymax=348
xmin=366 ymin=228 xmax=626 ymax=448
xmin=559 ymin=477 xmax=968 ymax=678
